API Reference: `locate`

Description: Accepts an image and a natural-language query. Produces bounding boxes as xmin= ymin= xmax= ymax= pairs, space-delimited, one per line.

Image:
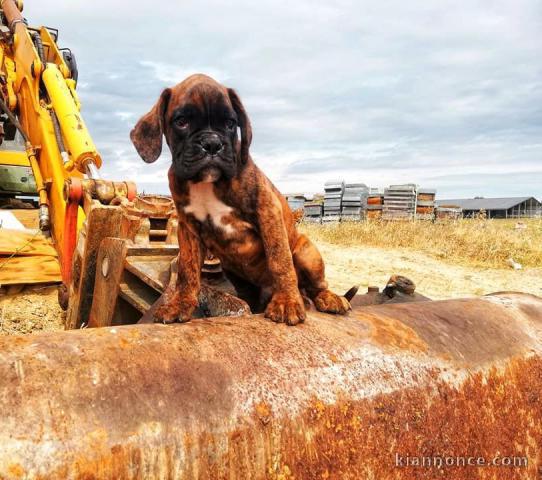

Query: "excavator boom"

xmin=0 ymin=0 xmax=101 ymax=274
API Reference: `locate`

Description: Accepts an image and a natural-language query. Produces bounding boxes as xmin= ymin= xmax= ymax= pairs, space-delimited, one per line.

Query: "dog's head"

xmin=130 ymin=74 xmax=252 ymax=183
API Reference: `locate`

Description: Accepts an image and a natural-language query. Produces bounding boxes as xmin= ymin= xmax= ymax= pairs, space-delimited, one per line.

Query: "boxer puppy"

xmin=131 ymin=74 xmax=350 ymax=325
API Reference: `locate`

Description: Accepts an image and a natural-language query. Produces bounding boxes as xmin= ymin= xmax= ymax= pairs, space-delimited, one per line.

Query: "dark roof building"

xmin=436 ymin=197 xmax=541 ymax=219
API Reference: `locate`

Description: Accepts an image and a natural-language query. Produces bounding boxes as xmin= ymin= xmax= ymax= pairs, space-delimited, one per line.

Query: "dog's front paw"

xmin=154 ymin=290 xmax=197 ymax=324
xmin=314 ymin=289 xmax=351 ymax=314
xmin=154 ymin=297 xmax=180 ymax=324
xmin=176 ymin=297 xmax=198 ymax=323
xmin=265 ymin=292 xmax=306 ymax=326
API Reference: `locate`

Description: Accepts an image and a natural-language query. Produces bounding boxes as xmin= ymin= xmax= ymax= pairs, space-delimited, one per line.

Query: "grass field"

xmin=300 ymin=218 xmax=542 ymax=269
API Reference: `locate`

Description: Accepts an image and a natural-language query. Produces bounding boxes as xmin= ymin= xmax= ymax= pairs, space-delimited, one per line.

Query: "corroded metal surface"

xmin=0 ymin=293 xmax=541 ymax=479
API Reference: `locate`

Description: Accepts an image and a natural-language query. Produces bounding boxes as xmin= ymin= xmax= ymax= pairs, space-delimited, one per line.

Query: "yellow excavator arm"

xmin=0 ymin=0 xmax=101 ymax=265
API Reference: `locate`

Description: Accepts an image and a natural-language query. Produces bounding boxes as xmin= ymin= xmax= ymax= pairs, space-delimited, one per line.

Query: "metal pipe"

xmin=49 ymin=108 xmax=69 ymax=165
xmin=26 ymin=142 xmax=50 ymax=231
xmin=31 ymin=32 xmax=45 ymax=63
xmin=0 ymin=293 xmax=541 ymax=479
xmin=0 ymin=95 xmax=51 ymax=231
xmin=85 ymin=161 xmax=101 ymax=180
xmin=0 ymin=0 xmax=25 ymax=32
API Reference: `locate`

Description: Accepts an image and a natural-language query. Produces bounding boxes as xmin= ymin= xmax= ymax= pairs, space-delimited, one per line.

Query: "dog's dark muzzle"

xmin=174 ymin=133 xmax=236 ymax=182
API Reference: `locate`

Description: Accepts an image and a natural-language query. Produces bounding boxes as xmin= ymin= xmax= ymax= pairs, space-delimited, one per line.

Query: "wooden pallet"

xmin=0 ymin=228 xmax=60 ymax=285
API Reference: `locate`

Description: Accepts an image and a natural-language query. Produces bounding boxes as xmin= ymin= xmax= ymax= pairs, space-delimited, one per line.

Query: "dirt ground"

xmin=1 ymin=241 xmax=540 ymax=336
xmin=316 ymin=241 xmax=542 ymax=300
xmin=0 ymin=285 xmax=65 ymax=335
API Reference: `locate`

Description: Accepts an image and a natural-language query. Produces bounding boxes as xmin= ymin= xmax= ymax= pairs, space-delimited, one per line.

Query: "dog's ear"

xmin=228 ymin=88 xmax=252 ymax=164
xmin=130 ymin=88 xmax=171 ymax=163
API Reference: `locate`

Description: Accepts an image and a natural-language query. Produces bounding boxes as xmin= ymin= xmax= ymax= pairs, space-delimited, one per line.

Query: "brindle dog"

xmin=131 ymin=74 xmax=350 ymax=325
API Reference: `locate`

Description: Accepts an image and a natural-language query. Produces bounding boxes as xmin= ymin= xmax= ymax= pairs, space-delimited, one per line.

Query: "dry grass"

xmin=300 ymin=218 xmax=542 ymax=269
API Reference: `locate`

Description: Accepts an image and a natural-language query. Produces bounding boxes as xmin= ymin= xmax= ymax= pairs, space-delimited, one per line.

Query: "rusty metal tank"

xmin=1 ymin=292 xmax=541 ymax=479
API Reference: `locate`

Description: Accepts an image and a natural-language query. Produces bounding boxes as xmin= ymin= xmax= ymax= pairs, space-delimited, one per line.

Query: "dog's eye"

xmin=175 ymin=116 xmax=189 ymax=129
xmin=226 ymin=118 xmax=236 ymax=129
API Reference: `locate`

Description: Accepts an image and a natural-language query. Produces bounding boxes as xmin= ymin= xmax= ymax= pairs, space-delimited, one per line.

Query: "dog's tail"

xmin=344 ymin=285 xmax=359 ymax=302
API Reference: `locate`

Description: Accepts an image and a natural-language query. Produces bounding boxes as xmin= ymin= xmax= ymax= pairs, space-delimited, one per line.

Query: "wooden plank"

xmin=0 ymin=255 xmax=61 ymax=285
xmin=383 ymin=196 xmax=416 ymax=202
xmin=0 ymin=229 xmax=58 ymax=257
xmin=65 ymin=204 xmax=124 ymax=329
xmin=124 ymin=255 xmax=175 ymax=292
xmin=87 ymin=237 xmax=129 ymax=328
xmin=10 ymin=209 xmax=39 ymax=230
xmin=126 ymin=245 xmax=179 ymax=257
xmin=383 ymin=206 xmax=416 ymax=211
xmin=118 ymin=271 xmax=160 ymax=313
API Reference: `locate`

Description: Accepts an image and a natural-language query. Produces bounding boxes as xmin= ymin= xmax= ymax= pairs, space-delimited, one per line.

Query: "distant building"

xmin=436 ymin=197 xmax=541 ymax=219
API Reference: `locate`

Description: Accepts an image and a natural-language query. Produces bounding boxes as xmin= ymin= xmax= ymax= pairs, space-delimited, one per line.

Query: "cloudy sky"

xmin=28 ymin=0 xmax=541 ymax=199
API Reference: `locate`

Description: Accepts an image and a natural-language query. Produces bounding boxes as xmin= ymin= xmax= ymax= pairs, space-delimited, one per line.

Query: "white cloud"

xmin=140 ymin=61 xmax=228 ymax=85
xmin=114 ymin=111 xmax=135 ymax=122
xmin=23 ymin=0 xmax=542 ymax=199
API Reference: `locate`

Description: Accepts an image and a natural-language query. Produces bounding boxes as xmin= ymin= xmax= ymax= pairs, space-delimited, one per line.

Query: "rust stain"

xmin=268 ymin=463 xmax=293 ymax=480
xmin=255 ymin=402 xmax=272 ymax=426
xmin=118 ymin=337 xmax=131 ymax=349
xmin=363 ymin=294 xmax=539 ymax=365
xmin=7 ymin=464 xmax=25 ymax=479
xmin=27 ymin=355 xmax=542 ymax=480
xmin=21 ymin=357 xmax=542 ymax=480
xmin=271 ymin=356 xmax=542 ymax=480
xmin=361 ymin=312 xmax=429 ymax=353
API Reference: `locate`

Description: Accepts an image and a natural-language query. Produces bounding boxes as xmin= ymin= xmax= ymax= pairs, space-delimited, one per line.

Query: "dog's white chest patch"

xmin=184 ymin=183 xmax=235 ymax=234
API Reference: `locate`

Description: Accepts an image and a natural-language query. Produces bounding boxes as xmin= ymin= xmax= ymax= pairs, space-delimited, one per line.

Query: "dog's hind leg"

xmin=292 ymin=234 xmax=351 ymax=314
xmin=223 ymin=270 xmax=265 ymax=313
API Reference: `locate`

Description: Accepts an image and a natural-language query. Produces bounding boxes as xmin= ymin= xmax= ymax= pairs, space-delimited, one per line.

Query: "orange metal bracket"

xmin=62 ymin=178 xmax=82 ymax=284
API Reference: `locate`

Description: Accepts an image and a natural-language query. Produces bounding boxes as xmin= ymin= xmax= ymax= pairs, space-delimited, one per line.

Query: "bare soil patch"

xmin=0 ymin=285 xmax=65 ymax=335
xmin=315 ymin=242 xmax=542 ymax=300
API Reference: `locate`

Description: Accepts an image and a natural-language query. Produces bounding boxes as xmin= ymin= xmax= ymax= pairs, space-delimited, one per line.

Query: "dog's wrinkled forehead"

xmin=131 ymin=73 xmax=252 ymax=165
xmin=165 ymin=75 xmax=232 ymax=121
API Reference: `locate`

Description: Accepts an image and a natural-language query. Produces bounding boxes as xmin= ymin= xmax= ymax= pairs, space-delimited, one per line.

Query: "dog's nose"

xmin=200 ymin=135 xmax=223 ymax=155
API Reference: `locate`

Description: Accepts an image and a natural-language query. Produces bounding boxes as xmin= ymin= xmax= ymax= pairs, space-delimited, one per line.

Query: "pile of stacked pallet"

xmin=295 ymin=182 xmax=438 ymax=223
xmin=416 ymin=188 xmax=436 ymax=219
xmin=285 ymin=194 xmax=306 ymax=213
xmin=341 ymin=183 xmax=369 ymax=221
xmin=436 ymin=204 xmax=462 ymax=220
xmin=303 ymin=202 xmax=323 ymax=223
xmin=382 ymin=184 xmax=418 ymax=220
xmin=323 ymin=180 xmax=344 ymax=222
xmin=367 ymin=192 xmax=384 ymax=219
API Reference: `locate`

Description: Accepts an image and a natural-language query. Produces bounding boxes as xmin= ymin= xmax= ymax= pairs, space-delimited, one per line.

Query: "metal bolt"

xmin=101 ymin=256 xmax=109 ymax=278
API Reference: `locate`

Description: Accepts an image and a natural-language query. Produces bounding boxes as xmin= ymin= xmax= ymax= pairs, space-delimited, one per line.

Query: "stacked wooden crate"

xmin=303 ymin=202 xmax=323 ymax=223
xmin=323 ymin=180 xmax=344 ymax=222
xmin=435 ymin=205 xmax=462 ymax=220
xmin=367 ymin=193 xmax=384 ymax=219
xmin=295 ymin=182 xmax=438 ymax=223
xmin=416 ymin=188 xmax=436 ymax=220
xmin=382 ymin=184 xmax=418 ymax=220
xmin=341 ymin=183 xmax=369 ymax=221
xmin=285 ymin=194 xmax=306 ymax=213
